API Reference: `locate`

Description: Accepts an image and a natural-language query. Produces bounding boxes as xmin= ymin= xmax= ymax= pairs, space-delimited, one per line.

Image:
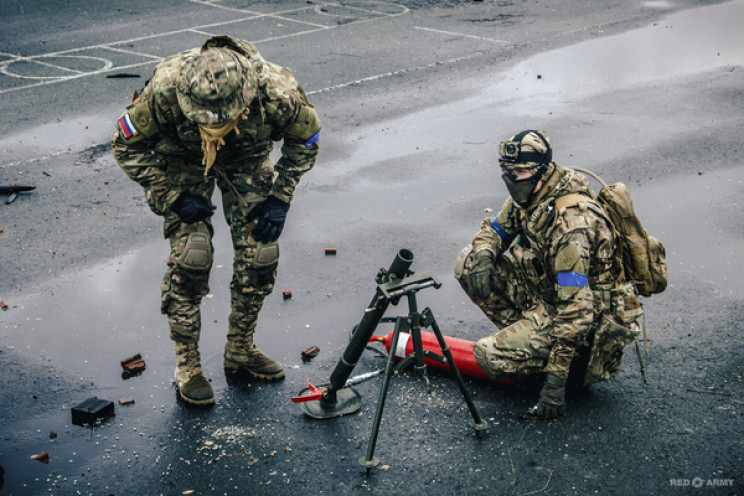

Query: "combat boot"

xmin=224 ymin=327 xmax=284 ymax=380
xmin=174 ymin=341 xmax=214 ymax=406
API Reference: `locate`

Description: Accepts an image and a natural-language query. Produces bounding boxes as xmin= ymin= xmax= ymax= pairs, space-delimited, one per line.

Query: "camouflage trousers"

xmin=455 ymin=244 xmax=561 ymax=379
xmin=160 ymin=159 xmax=278 ymax=350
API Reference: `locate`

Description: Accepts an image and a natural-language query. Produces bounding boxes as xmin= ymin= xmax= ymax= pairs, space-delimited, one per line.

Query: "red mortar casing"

xmin=372 ymin=329 xmax=521 ymax=385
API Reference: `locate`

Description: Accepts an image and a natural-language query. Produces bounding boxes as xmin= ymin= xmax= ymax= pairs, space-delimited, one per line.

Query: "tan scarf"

xmin=198 ymin=112 xmax=245 ymax=176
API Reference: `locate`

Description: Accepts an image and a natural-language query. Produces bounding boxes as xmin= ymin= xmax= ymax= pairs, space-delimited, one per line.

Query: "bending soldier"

xmin=111 ymin=36 xmax=321 ymax=406
xmin=455 ymin=130 xmax=642 ymax=419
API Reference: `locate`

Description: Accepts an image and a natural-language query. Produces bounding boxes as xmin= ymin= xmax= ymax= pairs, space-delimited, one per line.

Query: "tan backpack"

xmin=565 ymin=168 xmax=668 ymax=297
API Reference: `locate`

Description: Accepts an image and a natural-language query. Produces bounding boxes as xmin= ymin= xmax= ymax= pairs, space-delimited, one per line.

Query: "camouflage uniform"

xmin=111 ymin=36 xmax=320 ymax=403
xmin=456 ymin=164 xmax=634 ymax=383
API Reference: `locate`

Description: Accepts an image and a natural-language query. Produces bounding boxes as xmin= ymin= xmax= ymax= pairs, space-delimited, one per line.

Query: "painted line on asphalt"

xmin=283 ymin=51 xmax=486 ymax=95
xmin=0 ymin=1 xmax=406 ymax=94
xmin=414 ymin=26 xmax=509 ymax=44
xmin=0 ymin=3 xmax=496 ymax=106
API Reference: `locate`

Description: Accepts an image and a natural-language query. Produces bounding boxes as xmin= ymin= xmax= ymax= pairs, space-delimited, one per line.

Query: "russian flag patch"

xmin=118 ymin=113 xmax=139 ymax=139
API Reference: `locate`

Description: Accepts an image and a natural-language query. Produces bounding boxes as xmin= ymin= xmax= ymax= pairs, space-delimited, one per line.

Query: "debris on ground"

xmin=1 ymin=184 xmax=35 ymax=205
xmin=301 ymin=346 xmax=320 ymax=360
xmin=30 ymin=451 xmax=49 ymax=464
xmin=121 ymin=353 xmax=146 ymax=378
xmin=71 ymin=397 xmax=115 ymax=426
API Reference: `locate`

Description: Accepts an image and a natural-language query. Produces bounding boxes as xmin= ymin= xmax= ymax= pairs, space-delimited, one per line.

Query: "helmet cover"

xmin=176 ymin=48 xmax=256 ymax=125
xmin=498 ymin=130 xmax=552 ymax=168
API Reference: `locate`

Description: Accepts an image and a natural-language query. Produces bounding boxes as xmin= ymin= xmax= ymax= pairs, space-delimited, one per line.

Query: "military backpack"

xmin=558 ymin=168 xmax=668 ymax=297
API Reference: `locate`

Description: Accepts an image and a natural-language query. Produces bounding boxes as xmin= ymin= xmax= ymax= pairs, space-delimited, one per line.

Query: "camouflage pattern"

xmin=458 ymin=164 xmax=631 ymax=382
xmin=176 ymin=47 xmax=257 ymax=125
xmin=111 ymin=36 xmax=320 ymax=373
xmin=584 ymin=314 xmax=641 ymax=384
xmin=498 ymin=130 xmax=552 ymax=166
xmin=112 ymin=36 xmax=320 ymax=211
xmin=161 ymin=220 xmax=213 ymax=342
xmin=471 ymin=303 xmax=553 ymax=378
xmin=174 ymin=340 xmax=214 ymax=405
xmin=174 ymin=340 xmax=205 ymax=384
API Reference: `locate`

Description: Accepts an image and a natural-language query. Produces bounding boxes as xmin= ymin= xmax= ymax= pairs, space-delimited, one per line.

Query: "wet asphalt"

xmin=1 ymin=1 xmax=743 ymax=495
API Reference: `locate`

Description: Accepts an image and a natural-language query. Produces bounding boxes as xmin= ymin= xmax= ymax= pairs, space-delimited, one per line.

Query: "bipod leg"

xmin=423 ymin=308 xmax=489 ymax=434
xmin=359 ymin=316 xmax=407 ymax=472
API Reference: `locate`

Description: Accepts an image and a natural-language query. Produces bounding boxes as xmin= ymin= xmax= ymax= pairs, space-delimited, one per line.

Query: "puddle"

xmin=314 ymin=0 xmax=744 ymax=181
xmin=491 ymin=0 xmax=744 ymax=115
xmin=0 ymin=116 xmax=113 ymax=166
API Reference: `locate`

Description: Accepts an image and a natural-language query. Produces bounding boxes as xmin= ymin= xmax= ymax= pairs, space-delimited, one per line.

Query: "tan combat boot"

xmin=174 ymin=341 xmax=214 ymax=406
xmin=224 ymin=326 xmax=285 ymax=380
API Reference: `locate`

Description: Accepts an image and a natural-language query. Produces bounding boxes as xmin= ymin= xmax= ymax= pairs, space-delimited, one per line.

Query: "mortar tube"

xmin=322 ymin=249 xmax=414 ymax=406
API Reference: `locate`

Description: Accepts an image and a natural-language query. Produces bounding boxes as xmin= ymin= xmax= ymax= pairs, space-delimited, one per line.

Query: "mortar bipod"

xmin=358 ymin=279 xmax=489 ymax=472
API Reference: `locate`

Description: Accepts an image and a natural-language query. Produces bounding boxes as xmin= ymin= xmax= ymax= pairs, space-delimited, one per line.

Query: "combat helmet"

xmin=498 ymin=130 xmax=553 ymax=206
xmin=176 ymin=47 xmax=256 ymax=125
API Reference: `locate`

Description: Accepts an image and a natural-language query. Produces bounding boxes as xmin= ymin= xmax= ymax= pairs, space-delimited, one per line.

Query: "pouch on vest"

xmin=584 ymin=314 xmax=641 ymax=385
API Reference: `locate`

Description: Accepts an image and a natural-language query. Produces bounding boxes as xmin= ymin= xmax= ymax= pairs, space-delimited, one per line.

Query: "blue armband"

xmin=304 ymin=128 xmax=321 ymax=147
xmin=557 ymin=271 xmax=588 ymax=287
xmin=490 ymin=218 xmax=513 ymax=244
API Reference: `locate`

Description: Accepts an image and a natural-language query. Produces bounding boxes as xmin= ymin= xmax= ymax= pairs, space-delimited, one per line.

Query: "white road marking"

xmin=414 ymin=26 xmax=509 ymax=44
xmin=308 ymin=52 xmax=485 ymax=95
xmin=0 ymin=0 xmax=501 ymax=101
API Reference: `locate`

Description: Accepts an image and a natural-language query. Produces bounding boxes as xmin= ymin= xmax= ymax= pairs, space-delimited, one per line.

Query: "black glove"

xmin=528 ymin=374 xmax=566 ymax=420
xmin=466 ymin=251 xmax=497 ymax=299
xmin=248 ymin=196 xmax=290 ymax=243
xmin=170 ymin=192 xmax=216 ymax=224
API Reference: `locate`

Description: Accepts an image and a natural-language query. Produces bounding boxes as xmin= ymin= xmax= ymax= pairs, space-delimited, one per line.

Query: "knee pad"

xmin=454 ymin=244 xmax=474 ymax=280
xmin=252 ymin=241 xmax=279 ymax=269
xmin=178 ymin=231 xmax=213 ymax=272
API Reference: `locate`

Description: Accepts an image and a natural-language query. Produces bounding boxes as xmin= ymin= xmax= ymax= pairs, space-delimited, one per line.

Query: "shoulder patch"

xmin=490 ymin=218 xmax=512 ymax=243
xmin=287 ymin=105 xmax=321 ymax=143
xmin=118 ymin=113 xmax=139 ymax=139
xmin=117 ymin=99 xmax=160 ymax=144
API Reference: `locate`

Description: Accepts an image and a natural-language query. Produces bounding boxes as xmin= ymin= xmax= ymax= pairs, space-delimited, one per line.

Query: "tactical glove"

xmin=528 ymin=374 xmax=566 ymax=420
xmin=467 ymin=251 xmax=497 ymax=299
xmin=249 ymin=196 xmax=290 ymax=243
xmin=170 ymin=192 xmax=216 ymax=224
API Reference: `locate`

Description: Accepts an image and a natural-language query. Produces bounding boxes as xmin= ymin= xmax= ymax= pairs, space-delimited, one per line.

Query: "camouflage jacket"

xmin=471 ymin=164 xmax=618 ymax=378
xmin=113 ymin=36 xmax=320 ymax=208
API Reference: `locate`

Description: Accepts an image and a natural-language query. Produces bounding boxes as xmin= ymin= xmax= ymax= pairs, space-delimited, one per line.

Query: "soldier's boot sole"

xmin=176 ymin=371 xmax=215 ymax=406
